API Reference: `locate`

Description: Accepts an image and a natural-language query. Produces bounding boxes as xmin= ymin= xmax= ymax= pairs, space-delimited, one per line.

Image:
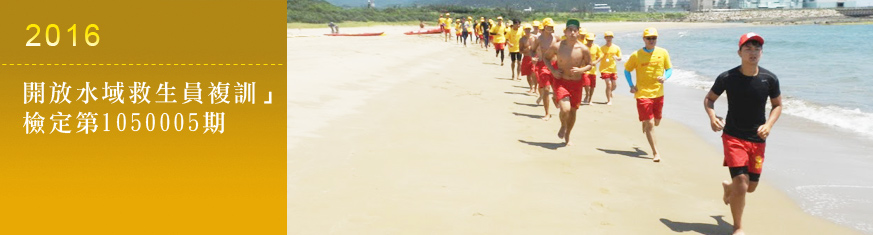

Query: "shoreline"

xmin=289 ymin=22 xmax=861 ymax=234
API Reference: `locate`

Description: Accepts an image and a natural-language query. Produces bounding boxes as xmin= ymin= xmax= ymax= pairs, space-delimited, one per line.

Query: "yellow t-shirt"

xmin=454 ymin=22 xmax=461 ymax=32
xmin=586 ymin=44 xmax=603 ymax=75
xmin=599 ymin=44 xmax=622 ymax=74
xmin=490 ymin=24 xmax=507 ymax=43
xmin=505 ymin=28 xmax=524 ymax=52
xmin=624 ymin=47 xmax=672 ymax=99
xmin=439 ymin=17 xmax=445 ymax=27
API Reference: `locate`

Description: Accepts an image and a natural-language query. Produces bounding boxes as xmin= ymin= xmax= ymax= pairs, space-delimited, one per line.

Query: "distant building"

xmin=804 ymin=0 xmax=860 ymax=7
xmin=641 ymin=0 xmax=691 ymax=11
xmin=594 ymin=3 xmax=613 ymax=12
xmin=739 ymin=0 xmax=803 ymax=8
xmin=690 ymin=0 xmax=714 ymax=10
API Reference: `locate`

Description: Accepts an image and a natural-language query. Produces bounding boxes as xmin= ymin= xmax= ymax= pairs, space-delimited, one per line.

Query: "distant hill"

xmin=324 ymin=0 xmax=417 ymax=8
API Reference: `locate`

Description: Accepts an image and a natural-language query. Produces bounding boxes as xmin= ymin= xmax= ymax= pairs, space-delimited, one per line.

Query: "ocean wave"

xmin=670 ymin=68 xmax=873 ymax=139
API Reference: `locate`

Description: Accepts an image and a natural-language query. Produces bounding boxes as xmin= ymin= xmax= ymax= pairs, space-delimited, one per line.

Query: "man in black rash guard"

xmin=703 ymin=32 xmax=782 ymax=235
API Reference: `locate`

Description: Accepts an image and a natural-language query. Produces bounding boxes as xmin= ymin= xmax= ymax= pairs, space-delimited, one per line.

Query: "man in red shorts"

xmin=624 ymin=27 xmax=672 ymax=162
xmin=582 ymin=32 xmax=602 ymax=105
xmin=443 ymin=13 xmax=452 ymax=42
xmin=704 ymin=32 xmax=782 ymax=235
xmin=518 ymin=23 xmax=536 ymax=93
xmin=489 ymin=16 xmax=508 ymax=66
xmin=530 ymin=18 xmax=559 ymax=121
xmin=599 ymin=31 xmax=622 ymax=105
xmin=544 ymin=19 xmax=591 ymax=146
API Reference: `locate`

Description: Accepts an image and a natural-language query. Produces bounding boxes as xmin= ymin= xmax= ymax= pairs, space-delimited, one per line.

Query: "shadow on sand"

xmin=518 ymin=139 xmax=564 ymax=150
xmin=595 ymin=147 xmax=650 ymax=160
xmin=660 ymin=215 xmax=734 ymax=235
xmin=504 ymin=91 xmax=531 ymax=96
xmin=513 ymin=102 xmax=539 ymax=107
xmin=511 ymin=112 xmax=545 ymax=119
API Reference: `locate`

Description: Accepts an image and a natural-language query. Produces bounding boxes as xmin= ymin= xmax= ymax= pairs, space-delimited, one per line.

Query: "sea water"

xmin=609 ymin=24 xmax=873 ymax=233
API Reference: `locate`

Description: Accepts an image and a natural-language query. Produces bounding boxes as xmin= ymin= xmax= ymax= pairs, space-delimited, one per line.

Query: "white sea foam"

xmin=670 ymin=68 xmax=873 ymax=140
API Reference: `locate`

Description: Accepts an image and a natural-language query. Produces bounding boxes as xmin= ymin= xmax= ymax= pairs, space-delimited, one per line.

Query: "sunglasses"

xmin=645 ymin=37 xmax=658 ymax=40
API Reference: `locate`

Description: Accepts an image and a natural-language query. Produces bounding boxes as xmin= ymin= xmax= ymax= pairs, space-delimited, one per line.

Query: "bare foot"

xmin=564 ymin=140 xmax=573 ymax=146
xmin=541 ymin=114 xmax=552 ymax=121
xmin=732 ymin=228 xmax=745 ymax=235
xmin=558 ymin=126 xmax=565 ymax=139
xmin=722 ymin=180 xmax=732 ymax=205
xmin=652 ymin=155 xmax=661 ymax=162
xmin=606 ymin=101 xmax=612 ymax=105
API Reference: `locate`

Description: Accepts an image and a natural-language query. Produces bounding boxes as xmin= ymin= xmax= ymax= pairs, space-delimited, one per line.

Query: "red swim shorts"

xmin=494 ymin=43 xmax=505 ymax=50
xmin=601 ymin=72 xmax=617 ymax=80
xmin=583 ymin=74 xmax=597 ymax=87
xmin=722 ymin=133 xmax=766 ymax=174
xmin=535 ymin=61 xmax=552 ymax=89
xmin=555 ymin=78 xmax=584 ymax=108
xmin=636 ymin=96 xmax=664 ymax=121
xmin=444 ymin=29 xmax=451 ymax=34
xmin=520 ymin=56 xmax=533 ymax=76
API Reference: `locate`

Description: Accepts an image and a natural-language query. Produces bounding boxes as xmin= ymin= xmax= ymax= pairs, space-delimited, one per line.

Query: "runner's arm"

xmin=663 ymin=68 xmax=673 ymax=81
xmin=624 ymin=70 xmax=634 ymax=88
xmin=704 ymin=91 xmax=724 ymax=132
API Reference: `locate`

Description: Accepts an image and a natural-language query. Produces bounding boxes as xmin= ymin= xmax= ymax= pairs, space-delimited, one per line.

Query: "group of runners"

xmin=436 ymin=14 xmax=783 ymax=235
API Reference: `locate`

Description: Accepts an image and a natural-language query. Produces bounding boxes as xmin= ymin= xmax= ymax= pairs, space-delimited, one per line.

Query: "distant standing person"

xmin=328 ymin=22 xmax=339 ymax=34
xmin=443 ymin=13 xmax=452 ymax=42
xmin=599 ymin=31 xmax=622 ymax=105
xmin=624 ymin=28 xmax=672 ymax=162
xmin=506 ymin=19 xmax=525 ymax=80
xmin=490 ymin=16 xmax=508 ymax=66
xmin=704 ymin=33 xmax=781 ymax=235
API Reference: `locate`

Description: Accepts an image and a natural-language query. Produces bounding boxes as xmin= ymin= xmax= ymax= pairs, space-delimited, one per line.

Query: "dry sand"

xmin=289 ymin=22 xmax=858 ymax=234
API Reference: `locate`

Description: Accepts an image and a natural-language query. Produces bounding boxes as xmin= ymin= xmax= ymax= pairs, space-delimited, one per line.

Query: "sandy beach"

xmin=288 ymin=22 xmax=859 ymax=234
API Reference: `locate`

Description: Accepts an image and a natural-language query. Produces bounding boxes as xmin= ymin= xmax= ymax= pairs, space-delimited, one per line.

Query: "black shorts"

xmin=510 ymin=52 xmax=522 ymax=62
xmin=729 ymin=167 xmax=761 ymax=182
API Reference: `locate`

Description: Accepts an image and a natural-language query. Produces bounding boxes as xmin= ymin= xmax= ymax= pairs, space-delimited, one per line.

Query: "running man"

xmin=480 ymin=17 xmax=491 ymax=49
xmin=460 ymin=18 xmax=471 ymax=47
xmin=600 ymin=31 xmax=622 ymax=105
xmin=583 ymin=32 xmax=603 ymax=105
xmin=455 ymin=19 xmax=462 ymax=43
xmin=506 ymin=19 xmax=525 ymax=80
xmin=490 ymin=16 xmax=508 ymax=66
xmin=704 ymin=33 xmax=781 ymax=235
xmin=532 ymin=21 xmax=541 ymax=35
xmin=545 ymin=19 xmax=591 ymax=145
xmin=530 ymin=18 xmax=559 ymax=121
xmin=519 ymin=23 xmax=537 ymax=93
xmin=624 ymin=27 xmax=672 ymax=162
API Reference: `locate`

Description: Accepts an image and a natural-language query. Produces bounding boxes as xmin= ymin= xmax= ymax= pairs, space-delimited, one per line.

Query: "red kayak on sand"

xmin=324 ymin=32 xmax=384 ymax=36
xmin=404 ymin=28 xmax=442 ymax=35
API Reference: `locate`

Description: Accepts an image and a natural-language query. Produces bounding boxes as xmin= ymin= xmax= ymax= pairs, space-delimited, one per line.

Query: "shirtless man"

xmin=530 ymin=18 xmax=559 ymax=121
xmin=519 ymin=23 xmax=537 ymax=94
xmin=544 ymin=19 xmax=591 ymax=145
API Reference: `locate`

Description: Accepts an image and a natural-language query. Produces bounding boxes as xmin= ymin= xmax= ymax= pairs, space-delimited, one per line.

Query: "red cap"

xmin=739 ymin=32 xmax=764 ymax=48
